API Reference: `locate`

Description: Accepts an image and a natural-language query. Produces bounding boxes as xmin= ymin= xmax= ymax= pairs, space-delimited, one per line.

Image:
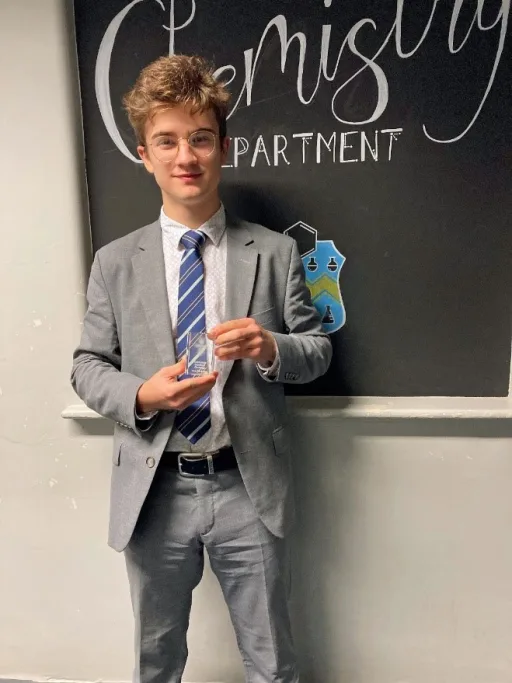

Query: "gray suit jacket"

xmin=72 ymin=214 xmax=332 ymax=551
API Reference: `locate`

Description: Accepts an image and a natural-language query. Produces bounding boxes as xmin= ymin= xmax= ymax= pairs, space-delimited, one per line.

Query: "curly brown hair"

xmin=123 ymin=54 xmax=231 ymax=145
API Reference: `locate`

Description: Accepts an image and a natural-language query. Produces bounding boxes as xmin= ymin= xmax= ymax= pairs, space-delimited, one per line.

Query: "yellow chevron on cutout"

xmin=308 ymin=274 xmax=340 ymax=301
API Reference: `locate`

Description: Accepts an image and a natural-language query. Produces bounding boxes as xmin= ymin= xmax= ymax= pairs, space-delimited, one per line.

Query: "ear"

xmin=220 ymin=136 xmax=231 ymax=165
xmin=138 ymin=145 xmax=154 ymax=174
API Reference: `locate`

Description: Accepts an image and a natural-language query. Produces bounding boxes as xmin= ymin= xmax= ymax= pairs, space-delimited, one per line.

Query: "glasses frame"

xmin=149 ymin=130 xmax=218 ymax=164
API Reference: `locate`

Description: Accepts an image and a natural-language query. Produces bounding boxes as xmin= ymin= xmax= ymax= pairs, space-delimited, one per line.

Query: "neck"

xmin=162 ymin=194 xmax=221 ymax=229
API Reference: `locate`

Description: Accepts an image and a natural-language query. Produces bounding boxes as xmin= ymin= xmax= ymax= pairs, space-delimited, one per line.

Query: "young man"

xmin=72 ymin=54 xmax=332 ymax=683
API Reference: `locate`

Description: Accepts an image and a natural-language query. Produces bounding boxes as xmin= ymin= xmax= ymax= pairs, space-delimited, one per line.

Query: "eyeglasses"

xmin=150 ymin=130 xmax=217 ymax=163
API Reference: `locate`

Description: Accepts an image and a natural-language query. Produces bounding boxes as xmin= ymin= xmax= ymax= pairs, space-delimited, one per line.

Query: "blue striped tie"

xmin=175 ymin=230 xmax=211 ymax=443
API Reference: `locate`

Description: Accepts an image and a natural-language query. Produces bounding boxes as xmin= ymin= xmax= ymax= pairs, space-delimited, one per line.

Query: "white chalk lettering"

xmin=95 ymin=0 xmax=146 ymax=163
xmin=425 ymin=0 xmax=510 ymax=143
xmin=331 ymin=19 xmax=391 ymax=125
xmin=234 ymin=137 xmax=249 ymax=168
xmin=94 ymin=0 xmax=508 ymax=159
xmin=317 ymin=133 xmax=337 ymax=163
xmin=251 ymin=135 xmax=272 ymax=167
xmin=222 ymin=129 xmax=403 ymax=168
xmin=163 ymin=0 xmax=196 ymax=56
xmin=381 ymin=128 xmax=403 ymax=160
xmin=395 ymin=0 xmax=440 ymax=58
xmin=274 ymin=135 xmax=291 ymax=166
xmin=340 ymin=131 xmax=359 ymax=163
xmin=361 ymin=130 xmax=379 ymax=161
xmin=293 ymin=133 xmax=314 ymax=163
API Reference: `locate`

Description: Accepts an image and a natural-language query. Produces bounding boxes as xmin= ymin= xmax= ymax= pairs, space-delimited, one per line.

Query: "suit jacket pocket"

xmin=272 ymin=426 xmax=290 ymax=458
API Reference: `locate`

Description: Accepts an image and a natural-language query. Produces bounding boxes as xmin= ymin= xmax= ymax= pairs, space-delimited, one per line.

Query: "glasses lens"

xmin=188 ymin=131 xmax=215 ymax=157
xmin=152 ymin=136 xmax=177 ymax=163
xmin=151 ymin=131 xmax=216 ymax=162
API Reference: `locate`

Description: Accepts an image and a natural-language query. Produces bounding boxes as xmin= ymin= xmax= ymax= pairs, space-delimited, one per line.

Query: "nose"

xmin=174 ymin=138 xmax=198 ymax=165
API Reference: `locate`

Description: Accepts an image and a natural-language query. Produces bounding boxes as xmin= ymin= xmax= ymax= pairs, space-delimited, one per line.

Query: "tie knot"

xmin=181 ymin=230 xmax=206 ymax=251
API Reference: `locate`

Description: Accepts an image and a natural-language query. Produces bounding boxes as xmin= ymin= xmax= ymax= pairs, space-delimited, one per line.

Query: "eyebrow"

xmin=150 ymin=127 xmax=217 ymax=140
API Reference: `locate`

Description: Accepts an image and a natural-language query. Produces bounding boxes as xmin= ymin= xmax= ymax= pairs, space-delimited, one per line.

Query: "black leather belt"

xmin=160 ymin=446 xmax=238 ymax=476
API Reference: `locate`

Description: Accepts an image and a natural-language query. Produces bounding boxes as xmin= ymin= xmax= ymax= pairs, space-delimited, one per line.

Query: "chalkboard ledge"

xmin=62 ymin=397 xmax=512 ymax=421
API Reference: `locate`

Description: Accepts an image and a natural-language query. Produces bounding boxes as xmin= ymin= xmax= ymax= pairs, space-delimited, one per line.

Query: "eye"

xmin=190 ymin=131 xmax=214 ymax=148
xmin=155 ymin=136 xmax=176 ymax=149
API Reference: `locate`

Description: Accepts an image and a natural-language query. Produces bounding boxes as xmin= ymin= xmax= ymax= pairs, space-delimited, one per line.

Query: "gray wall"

xmin=1 ymin=1 xmax=511 ymax=682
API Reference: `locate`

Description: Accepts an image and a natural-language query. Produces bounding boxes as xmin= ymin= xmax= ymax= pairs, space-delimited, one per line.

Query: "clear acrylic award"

xmin=186 ymin=331 xmax=213 ymax=377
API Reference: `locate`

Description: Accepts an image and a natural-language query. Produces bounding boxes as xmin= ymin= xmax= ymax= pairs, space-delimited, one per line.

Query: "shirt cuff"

xmin=135 ymin=409 xmax=158 ymax=420
xmin=257 ymin=344 xmax=281 ymax=382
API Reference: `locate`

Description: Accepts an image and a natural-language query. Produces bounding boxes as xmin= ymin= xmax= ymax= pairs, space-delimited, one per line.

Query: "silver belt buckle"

xmin=178 ymin=451 xmax=219 ymax=477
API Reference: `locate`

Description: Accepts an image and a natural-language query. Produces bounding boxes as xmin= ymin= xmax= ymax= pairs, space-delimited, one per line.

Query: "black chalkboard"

xmin=73 ymin=0 xmax=512 ymax=397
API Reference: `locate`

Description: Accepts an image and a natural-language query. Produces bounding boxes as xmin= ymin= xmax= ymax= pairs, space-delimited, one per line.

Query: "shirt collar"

xmin=160 ymin=204 xmax=226 ymax=248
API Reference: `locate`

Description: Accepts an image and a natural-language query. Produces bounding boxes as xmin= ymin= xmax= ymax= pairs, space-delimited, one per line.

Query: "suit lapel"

xmin=225 ymin=215 xmax=258 ymax=323
xmin=132 ymin=221 xmax=176 ymax=366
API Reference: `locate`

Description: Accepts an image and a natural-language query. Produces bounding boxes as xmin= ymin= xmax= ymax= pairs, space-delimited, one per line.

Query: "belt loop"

xmin=207 ymin=454 xmax=214 ymax=475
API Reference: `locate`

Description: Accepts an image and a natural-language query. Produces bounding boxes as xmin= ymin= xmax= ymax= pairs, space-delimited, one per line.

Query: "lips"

xmin=174 ymin=173 xmax=202 ymax=179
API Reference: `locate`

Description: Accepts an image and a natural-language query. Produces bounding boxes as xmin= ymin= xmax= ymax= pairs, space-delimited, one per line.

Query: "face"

xmin=138 ymin=104 xmax=230 ymax=210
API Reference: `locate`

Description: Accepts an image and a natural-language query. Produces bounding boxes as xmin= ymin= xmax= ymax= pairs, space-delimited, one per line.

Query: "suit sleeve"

xmin=71 ymin=252 xmax=156 ymax=435
xmin=272 ymin=240 xmax=333 ymax=384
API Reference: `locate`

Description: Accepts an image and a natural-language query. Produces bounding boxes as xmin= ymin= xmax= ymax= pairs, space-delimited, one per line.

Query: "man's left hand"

xmin=208 ymin=318 xmax=277 ymax=365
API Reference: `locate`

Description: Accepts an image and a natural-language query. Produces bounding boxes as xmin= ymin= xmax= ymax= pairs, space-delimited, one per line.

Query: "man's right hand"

xmin=136 ymin=358 xmax=218 ymax=413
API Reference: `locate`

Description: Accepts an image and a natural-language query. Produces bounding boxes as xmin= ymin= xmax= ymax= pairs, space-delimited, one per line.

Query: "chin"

xmin=176 ymin=190 xmax=208 ymax=205
xmin=181 ymin=188 xmax=206 ymax=201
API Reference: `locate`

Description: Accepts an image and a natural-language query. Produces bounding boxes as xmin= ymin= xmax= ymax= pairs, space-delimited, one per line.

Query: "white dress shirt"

xmin=140 ymin=205 xmax=278 ymax=453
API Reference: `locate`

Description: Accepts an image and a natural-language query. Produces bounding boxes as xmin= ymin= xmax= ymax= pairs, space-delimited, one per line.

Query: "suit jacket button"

xmin=146 ymin=457 xmax=155 ymax=468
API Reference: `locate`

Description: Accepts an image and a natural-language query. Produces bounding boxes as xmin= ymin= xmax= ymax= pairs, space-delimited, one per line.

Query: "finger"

xmin=214 ymin=326 xmax=258 ymax=347
xmin=215 ymin=341 xmax=251 ymax=357
xmin=215 ymin=341 xmax=243 ymax=355
xmin=208 ymin=318 xmax=254 ymax=339
xmin=173 ymin=372 xmax=218 ymax=396
xmin=172 ymin=378 xmax=218 ymax=409
xmin=215 ymin=341 xmax=261 ymax=361
xmin=163 ymin=357 xmax=187 ymax=378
